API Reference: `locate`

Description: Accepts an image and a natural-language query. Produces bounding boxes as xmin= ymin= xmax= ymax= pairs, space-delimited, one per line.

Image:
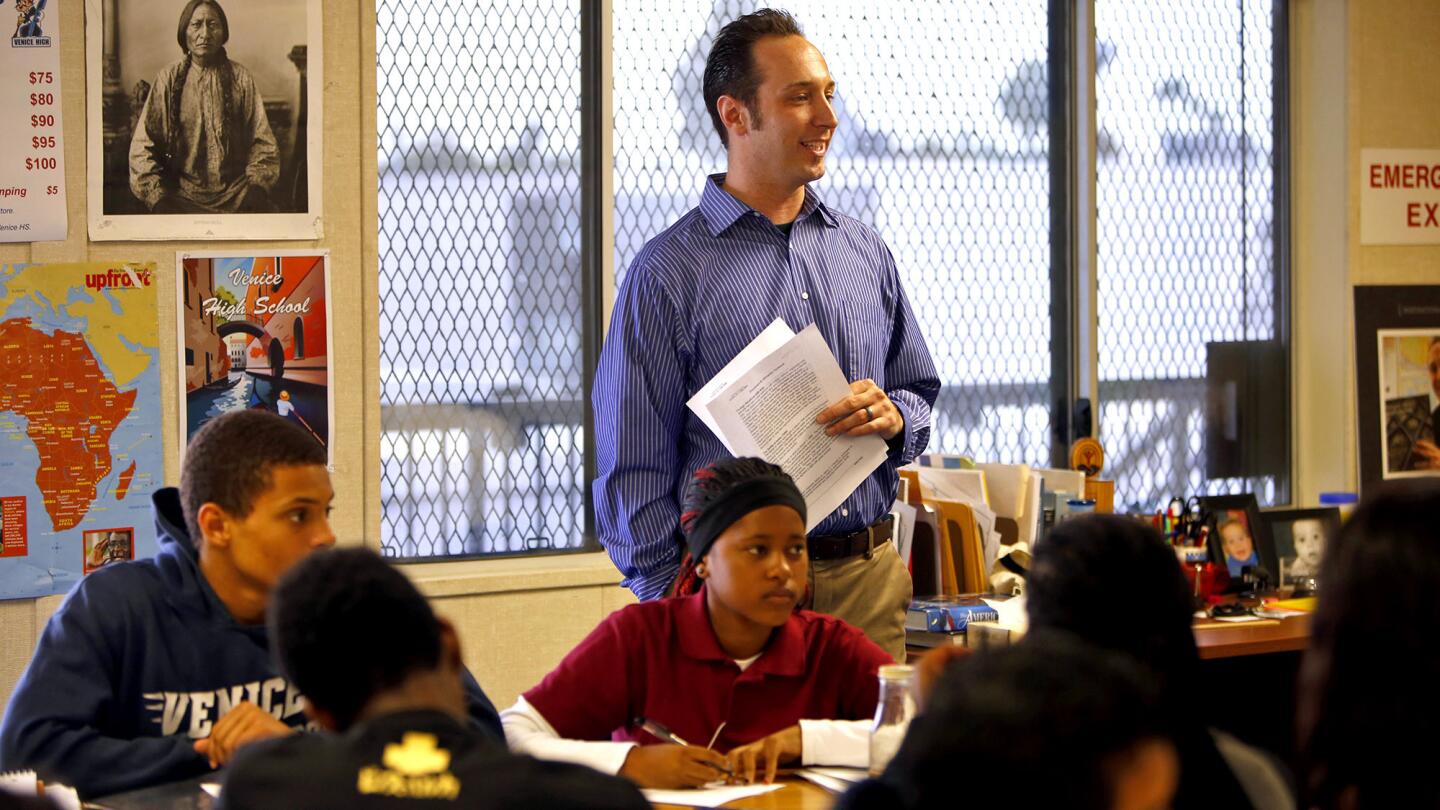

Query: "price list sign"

xmin=0 ymin=1 xmax=67 ymax=242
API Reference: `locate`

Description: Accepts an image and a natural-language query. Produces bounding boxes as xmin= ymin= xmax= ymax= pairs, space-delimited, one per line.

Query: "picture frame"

xmin=1197 ymin=493 xmax=1277 ymax=588
xmin=1354 ymin=286 xmax=1440 ymax=488
xmin=1260 ymin=507 xmax=1339 ymax=587
xmin=85 ymin=0 xmax=324 ymax=240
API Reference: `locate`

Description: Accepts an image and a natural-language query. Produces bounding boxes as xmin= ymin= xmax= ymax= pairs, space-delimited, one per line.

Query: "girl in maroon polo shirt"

xmin=501 ymin=458 xmax=893 ymax=789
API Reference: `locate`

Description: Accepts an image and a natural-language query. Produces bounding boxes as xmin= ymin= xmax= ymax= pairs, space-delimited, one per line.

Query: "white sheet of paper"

xmin=686 ymin=318 xmax=795 ymax=451
xmin=891 ymin=501 xmax=917 ymax=566
xmin=706 ymin=324 xmax=887 ymax=530
xmin=0 ymin=5 xmax=68 ymax=242
xmin=970 ymin=502 xmax=1000 ymax=573
xmin=983 ymin=594 xmax=1029 ymax=632
xmin=1034 ymin=467 xmax=1087 ymax=500
xmin=641 ymin=783 xmax=784 ymax=807
xmin=798 ymin=767 xmax=868 ymax=793
xmin=201 ymin=782 xmax=222 ymax=798
xmin=975 ymin=463 xmax=1031 ymax=518
xmin=914 ymin=466 xmax=988 ymax=506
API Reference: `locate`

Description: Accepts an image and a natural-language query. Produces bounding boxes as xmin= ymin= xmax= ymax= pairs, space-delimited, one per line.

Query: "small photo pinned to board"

xmin=83 ymin=527 xmax=134 ymax=574
xmin=1377 ymin=330 xmax=1440 ymax=476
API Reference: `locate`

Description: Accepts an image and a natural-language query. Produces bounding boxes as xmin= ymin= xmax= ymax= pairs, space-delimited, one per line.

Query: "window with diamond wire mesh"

xmin=614 ymin=1 xmax=1055 ymax=468
xmin=1095 ymin=1 xmax=1287 ymax=510
xmin=377 ymin=0 xmax=589 ymax=558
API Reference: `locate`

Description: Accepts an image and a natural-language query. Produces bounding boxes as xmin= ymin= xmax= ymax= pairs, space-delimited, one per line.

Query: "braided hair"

xmin=669 ymin=457 xmax=805 ymax=597
xmin=151 ymin=0 xmax=240 ymax=179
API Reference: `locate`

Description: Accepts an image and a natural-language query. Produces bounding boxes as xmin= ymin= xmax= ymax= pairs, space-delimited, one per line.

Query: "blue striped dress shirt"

xmin=594 ymin=174 xmax=941 ymax=600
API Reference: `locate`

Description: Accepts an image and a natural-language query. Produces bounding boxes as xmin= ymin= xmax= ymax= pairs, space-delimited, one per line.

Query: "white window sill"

xmin=399 ymin=551 xmax=625 ymax=598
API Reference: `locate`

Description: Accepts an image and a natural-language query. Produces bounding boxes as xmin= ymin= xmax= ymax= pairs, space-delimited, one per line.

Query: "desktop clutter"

xmin=897 ymin=439 xmax=1340 ymax=649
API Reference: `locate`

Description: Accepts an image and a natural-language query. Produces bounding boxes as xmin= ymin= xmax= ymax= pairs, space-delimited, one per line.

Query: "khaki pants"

xmin=809 ymin=540 xmax=912 ymax=662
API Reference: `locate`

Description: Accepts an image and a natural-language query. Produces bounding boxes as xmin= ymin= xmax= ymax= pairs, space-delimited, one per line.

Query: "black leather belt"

xmin=809 ymin=515 xmax=894 ymax=561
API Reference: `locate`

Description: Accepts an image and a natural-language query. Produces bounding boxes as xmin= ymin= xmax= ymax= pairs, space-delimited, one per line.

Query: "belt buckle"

xmin=863 ymin=524 xmax=876 ymax=560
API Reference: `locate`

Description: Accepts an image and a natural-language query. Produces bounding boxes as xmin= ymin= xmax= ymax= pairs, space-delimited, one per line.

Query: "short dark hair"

xmin=176 ymin=0 xmax=230 ymax=53
xmin=852 ymin=633 xmax=1167 ymax=810
xmin=1026 ymin=514 xmax=1254 ymax=808
xmin=270 ymin=548 xmax=443 ymax=730
xmin=1298 ymin=479 xmax=1440 ymax=809
xmin=703 ymin=8 xmax=803 ymax=147
xmin=179 ymin=409 xmax=326 ymax=545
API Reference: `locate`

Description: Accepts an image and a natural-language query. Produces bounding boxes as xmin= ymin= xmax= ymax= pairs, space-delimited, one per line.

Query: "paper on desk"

xmin=45 ymin=785 xmax=80 ymax=810
xmin=687 ymin=318 xmax=796 ymax=448
xmin=983 ymin=593 xmax=1028 ymax=632
xmin=642 ymin=783 xmax=784 ymax=807
xmin=201 ymin=782 xmax=222 ymax=798
xmin=702 ymin=324 xmax=888 ymax=531
xmin=798 ymin=767 xmax=868 ymax=793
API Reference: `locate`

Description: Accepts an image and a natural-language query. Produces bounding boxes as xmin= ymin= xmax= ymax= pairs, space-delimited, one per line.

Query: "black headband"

xmin=685 ymin=476 xmax=807 ymax=560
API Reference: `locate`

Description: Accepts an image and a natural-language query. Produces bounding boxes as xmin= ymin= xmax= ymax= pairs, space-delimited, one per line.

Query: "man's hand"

xmin=1415 ymin=439 xmax=1440 ymax=469
xmin=725 ymin=724 xmax=801 ymax=784
xmin=192 ymin=701 xmax=292 ymax=768
xmin=816 ymin=379 xmax=903 ymax=441
xmin=619 ymin=744 xmax=732 ymax=789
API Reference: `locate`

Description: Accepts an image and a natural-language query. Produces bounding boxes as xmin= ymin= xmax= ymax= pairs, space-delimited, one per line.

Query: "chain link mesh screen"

xmin=1095 ymin=0 xmax=1285 ymax=510
xmin=613 ymin=1 xmax=1055 ymax=468
xmin=377 ymin=0 xmax=588 ymax=558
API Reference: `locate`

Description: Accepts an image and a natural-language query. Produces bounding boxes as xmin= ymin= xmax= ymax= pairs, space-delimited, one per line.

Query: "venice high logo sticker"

xmin=357 ymin=732 xmax=461 ymax=800
xmin=11 ymin=0 xmax=52 ymax=48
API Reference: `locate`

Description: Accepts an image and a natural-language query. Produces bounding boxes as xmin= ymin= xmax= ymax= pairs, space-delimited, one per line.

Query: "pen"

xmin=635 ymin=717 xmax=734 ymax=776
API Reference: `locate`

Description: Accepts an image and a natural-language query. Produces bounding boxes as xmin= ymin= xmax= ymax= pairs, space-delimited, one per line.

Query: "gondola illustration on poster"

xmin=177 ymin=251 xmax=331 ymax=456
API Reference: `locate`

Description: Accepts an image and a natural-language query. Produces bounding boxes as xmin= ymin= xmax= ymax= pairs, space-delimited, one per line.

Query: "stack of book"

xmin=905 ymin=595 xmax=1002 ymax=647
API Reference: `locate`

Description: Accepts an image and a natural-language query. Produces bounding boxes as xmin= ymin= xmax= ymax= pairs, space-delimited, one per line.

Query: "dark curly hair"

xmin=180 ymin=409 xmax=326 ymax=546
xmin=845 ymin=631 xmax=1168 ymax=810
xmin=1298 ymin=479 xmax=1440 ymax=809
xmin=669 ymin=456 xmax=799 ymax=596
xmin=703 ymin=8 xmax=804 ymax=147
xmin=269 ymin=548 xmax=443 ymax=731
xmin=1026 ymin=514 xmax=1250 ymax=810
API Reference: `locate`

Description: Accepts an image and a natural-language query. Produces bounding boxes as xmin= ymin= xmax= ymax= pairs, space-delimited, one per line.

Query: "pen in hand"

xmin=635 ymin=717 xmax=734 ymax=777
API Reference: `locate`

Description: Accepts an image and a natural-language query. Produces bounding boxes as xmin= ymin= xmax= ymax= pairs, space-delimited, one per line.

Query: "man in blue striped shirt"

xmin=594 ymin=9 xmax=939 ymax=659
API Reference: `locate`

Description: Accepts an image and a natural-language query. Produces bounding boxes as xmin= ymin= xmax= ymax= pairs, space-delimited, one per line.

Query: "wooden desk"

xmin=652 ymin=780 xmax=834 ymax=810
xmin=1192 ymin=613 xmax=1311 ymax=659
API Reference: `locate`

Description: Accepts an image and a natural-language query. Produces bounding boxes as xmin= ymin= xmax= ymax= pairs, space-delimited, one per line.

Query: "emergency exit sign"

xmin=1361 ymin=148 xmax=1440 ymax=245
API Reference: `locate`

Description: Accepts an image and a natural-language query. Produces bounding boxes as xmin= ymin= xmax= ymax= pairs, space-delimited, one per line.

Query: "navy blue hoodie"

xmin=0 ymin=489 xmax=502 ymax=798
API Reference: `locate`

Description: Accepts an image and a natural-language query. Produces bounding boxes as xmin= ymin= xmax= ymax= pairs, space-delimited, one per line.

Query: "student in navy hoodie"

xmin=0 ymin=410 xmax=501 ymax=798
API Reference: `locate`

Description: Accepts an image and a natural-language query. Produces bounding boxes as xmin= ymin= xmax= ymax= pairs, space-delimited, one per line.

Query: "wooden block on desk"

xmin=1085 ymin=479 xmax=1114 ymax=513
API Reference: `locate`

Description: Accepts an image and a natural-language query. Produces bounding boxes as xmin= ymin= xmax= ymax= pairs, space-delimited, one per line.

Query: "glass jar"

xmin=868 ymin=663 xmax=917 ymax=776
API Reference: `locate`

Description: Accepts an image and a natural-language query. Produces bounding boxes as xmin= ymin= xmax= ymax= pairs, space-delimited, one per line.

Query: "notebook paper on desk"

xmin=642 ymin=783 xmax=783 ymax=807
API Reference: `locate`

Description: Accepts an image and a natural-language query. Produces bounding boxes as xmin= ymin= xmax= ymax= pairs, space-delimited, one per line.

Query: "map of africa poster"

xmin=0 ymin=262 xmax=161 ymax=600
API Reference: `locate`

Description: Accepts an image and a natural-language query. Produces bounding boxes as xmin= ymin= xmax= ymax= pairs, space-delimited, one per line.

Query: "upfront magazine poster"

xmin=177 ymin=251 xmax=331 ymax=456
xmin=0 ymin=262 xmax=162 ymax=600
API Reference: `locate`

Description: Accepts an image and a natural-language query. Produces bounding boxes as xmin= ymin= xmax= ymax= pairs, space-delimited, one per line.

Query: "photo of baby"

xmin=1266 ymin=508 xmax=1339 ymax=587
xmin=1218 ymin=510 xmax=1259 ymax=578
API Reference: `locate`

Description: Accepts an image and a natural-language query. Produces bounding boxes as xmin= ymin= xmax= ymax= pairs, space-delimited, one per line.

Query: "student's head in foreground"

xmin=842 ymin=634 xmax=1178 ymax=810
xmin=181 ymin=409 xmax=334 ymax=621
xmin=1027 ymin=514 xmax=1198 ymax=692
xmin=270 ymin=547 xmax=465 ymax=732
xmin=1298 ymin=478 xmax=1440 ymax=809
xmin=679 ymin=457 xmax=808 ymax=635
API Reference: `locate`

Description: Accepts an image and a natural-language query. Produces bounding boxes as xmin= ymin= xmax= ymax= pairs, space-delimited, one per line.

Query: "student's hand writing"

xmin=816 ymin=379 xmax=904 ymax=441
xmin=916 ymin=645 xmax=971 ymax=708
xmin=618 ymin=744 xmax=731 ymax=789
xmin=726 ymin=724 xmax=801 ymax=784
xmin=193 ymin=701 xmax=292 ymax=768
